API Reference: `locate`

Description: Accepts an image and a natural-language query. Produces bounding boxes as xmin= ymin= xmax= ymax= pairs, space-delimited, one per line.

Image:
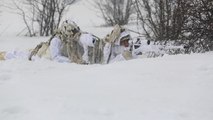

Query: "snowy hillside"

xmin=1 ymin=0 xmax=213 ymax=120
xmin=0 ymin=52 xmax=213 ymax=120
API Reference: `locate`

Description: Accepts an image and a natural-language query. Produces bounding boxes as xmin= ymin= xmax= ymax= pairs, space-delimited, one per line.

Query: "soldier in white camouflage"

xmin=28 ymin=19 xmax=99 ymax=64
xmin=102 ymin=24 xmax=132 ymax=64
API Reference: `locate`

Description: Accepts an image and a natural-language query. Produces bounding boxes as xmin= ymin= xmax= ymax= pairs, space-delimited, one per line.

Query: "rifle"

xmin=106 ymin=25 xmax=122 ymax=64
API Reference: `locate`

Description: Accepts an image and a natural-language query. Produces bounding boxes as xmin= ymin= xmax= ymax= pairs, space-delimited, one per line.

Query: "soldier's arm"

xmin=49 ymin=37 xmax=70 ymax=63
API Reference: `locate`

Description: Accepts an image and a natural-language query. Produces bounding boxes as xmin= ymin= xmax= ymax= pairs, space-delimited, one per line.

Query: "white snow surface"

xmin=1 ymin=0 xmax=213 ymax=120
xmin=0 ymin=52 xmax=213 ymax=120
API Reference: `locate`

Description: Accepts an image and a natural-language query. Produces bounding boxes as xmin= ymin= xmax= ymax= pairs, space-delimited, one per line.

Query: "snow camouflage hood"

xmin=116 ymin=30 xmax=130 ymax=46
xmin=60 ymin=20 xmax=80 ymax=36
xmin=55 ymin=20 xmax=81 ymax=41
xmin=29 ymin=20 xmax=82 ymax=62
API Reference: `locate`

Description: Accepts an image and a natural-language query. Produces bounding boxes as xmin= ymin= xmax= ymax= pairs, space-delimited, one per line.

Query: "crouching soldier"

xmin=102 ymin=24 xmax=132 ymax=64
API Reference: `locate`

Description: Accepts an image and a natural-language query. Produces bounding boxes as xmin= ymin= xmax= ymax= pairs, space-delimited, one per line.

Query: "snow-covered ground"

xmin=0 ymin=52 xmax=213 ymax=120
xmin=1 ymin=0 xmax=213 ymax=120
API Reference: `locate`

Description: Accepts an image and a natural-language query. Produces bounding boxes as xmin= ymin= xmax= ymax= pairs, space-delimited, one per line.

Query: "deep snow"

xmin=0 ymin=0 xmax=213 ymax=120
xmin=0 ymin=53 xmax=213 ymax=120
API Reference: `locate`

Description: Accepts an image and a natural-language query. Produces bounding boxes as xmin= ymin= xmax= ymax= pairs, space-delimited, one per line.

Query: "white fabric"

xmin=79 ymin=33 xmax=95 ymax=47
xmin=50 ymin=34 xmax=97 ymax=63
xmin=49 ymin=37 xmax=70 ymax=63
xmin=103 ymin=30 xmax=131 ymax=64
xmin=4 ymin=37 xmax=70 ymax=63
xmin=4 ymin=50 xmax=30 ymax=60
xmin=103 ymin=43 xmax=130 ymax=64
xmin=79 ymin=33 xmax=96 ymax=63
xmin=109 ymin=54 xmax=126 ymax=63
xmin=66 ymin=19 xmax=78 ymax=28
xmin=115 ymin=31 xmax=130 ymax=45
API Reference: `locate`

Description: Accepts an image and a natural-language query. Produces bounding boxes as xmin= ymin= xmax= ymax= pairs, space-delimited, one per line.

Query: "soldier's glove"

xmin=122 ymin=50 xmax=132 ymax=60
xmin=0 ymin=52 xmax=6 ymax=60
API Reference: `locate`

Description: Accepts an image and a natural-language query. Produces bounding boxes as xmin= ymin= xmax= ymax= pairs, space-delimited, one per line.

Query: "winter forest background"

xmin=0 ymin=0 xmax=213 ymax=120
xmin=1 ymin=0 xmax=213 ymax=54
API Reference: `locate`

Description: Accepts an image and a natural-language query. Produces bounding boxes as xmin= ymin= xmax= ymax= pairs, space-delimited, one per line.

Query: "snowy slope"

xmin=0 ymin=52 xmax=213 ymax=120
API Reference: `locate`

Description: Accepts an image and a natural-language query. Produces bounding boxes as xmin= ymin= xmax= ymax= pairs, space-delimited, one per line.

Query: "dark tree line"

xmin=134 ymin=0 xmax=189 ymax=41
xmin=95 ymin=0 xmax=213 ymax=52
xmin=134 ymin=0 xmax=213 ymax=52
xmin=183 ymin=0 xmax=213 ymax=52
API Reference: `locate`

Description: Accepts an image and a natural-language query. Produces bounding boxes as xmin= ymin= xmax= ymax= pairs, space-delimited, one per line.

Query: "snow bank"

xmin=0 ymin=52 xmax=213 ymax=120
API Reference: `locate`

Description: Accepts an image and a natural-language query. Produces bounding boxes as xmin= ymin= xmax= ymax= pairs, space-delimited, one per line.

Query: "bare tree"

xmin=12 ymin=0 xmax=35 ymax=37
xmin=95 ymin=0 xmax=134 ymax=26
xmin=134 ymin=0 xmax=190 ymax=41
xmin=28 ymin=0 xmax=77 ymax=36
xmin=13 ymin=0 xmax=76 ymax=36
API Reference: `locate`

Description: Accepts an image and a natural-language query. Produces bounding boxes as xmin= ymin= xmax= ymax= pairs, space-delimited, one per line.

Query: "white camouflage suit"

xmin=103 ymin=25 xmax=132 ymax=64
xmin=0 ymin=20 xmax=97 ymax=64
